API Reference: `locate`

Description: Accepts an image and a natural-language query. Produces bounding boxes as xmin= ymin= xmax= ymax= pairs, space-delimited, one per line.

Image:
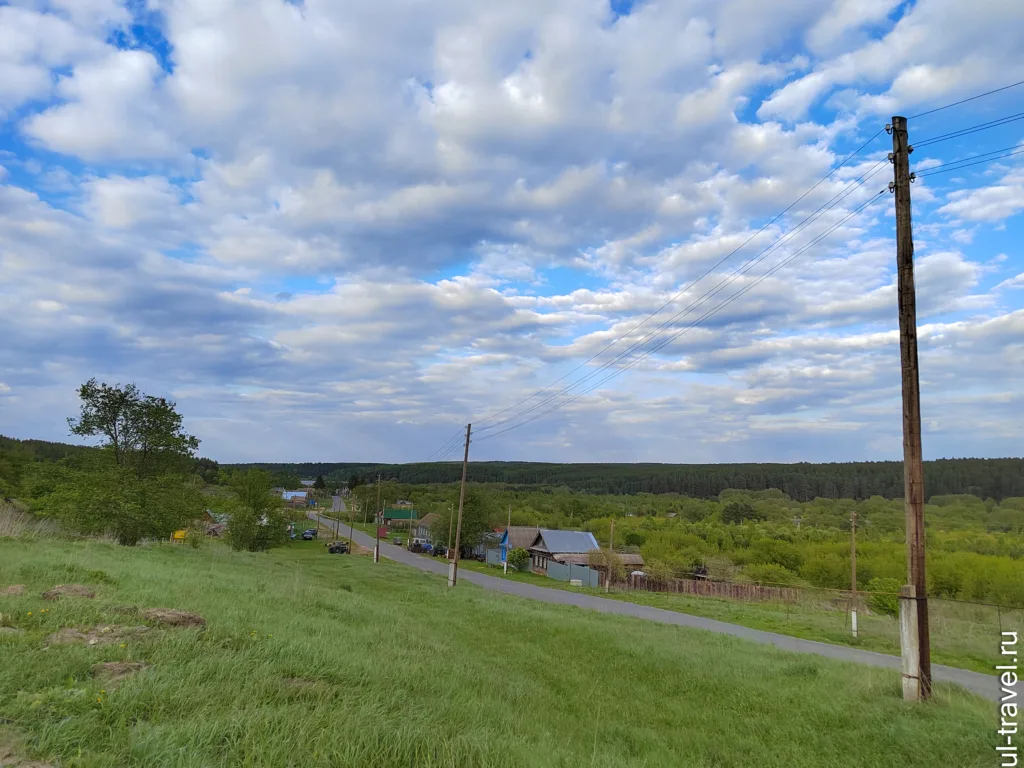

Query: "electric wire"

xmin=914 ymin=112 xmax=1024 ymax=148
xmin=475 ymin=187 xmax=889 ymax=443
xmin=475 ymin=159 xmax=889 ymax=435
xmin=907 ymin=79 xmax=1024 ymax=120
xmin=471 ymin=128 xmax=887 ymax=428
xmin=916 ymin=147 xmax=1024 ymax=179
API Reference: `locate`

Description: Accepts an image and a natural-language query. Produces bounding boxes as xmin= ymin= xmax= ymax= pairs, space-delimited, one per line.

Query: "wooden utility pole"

xmin=448 ymin=423 xmax=472 ymax=588
xmin=890 ymin=115 xmax=931 ymax=699
xmin=606 ymin=519 xmax=615 ymax=592
xmin=850 ymin=510 xmax=858 ymax=638
xmin=447 ymin=504 xmax=453 ymax=552
xmin=504 ymin=504 xmax=511 ymax=575
xmin=374 ymin=474 xmax=381 ymax=563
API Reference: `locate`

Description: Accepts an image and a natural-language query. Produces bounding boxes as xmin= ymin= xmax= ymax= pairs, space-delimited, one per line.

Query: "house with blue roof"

xmin=526 ymin=529 xmax=600 ymax=573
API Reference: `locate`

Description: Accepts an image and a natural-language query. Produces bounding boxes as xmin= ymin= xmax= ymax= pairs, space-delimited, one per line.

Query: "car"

xmin=302 ymin=528 xmax=318 ymax=540
xmin=326 ymin=541 xmax=349 ymax=554
xmin=390 ymin=536 xmax=403 ymax=546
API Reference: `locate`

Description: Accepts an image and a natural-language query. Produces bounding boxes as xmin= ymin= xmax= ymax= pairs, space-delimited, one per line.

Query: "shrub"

xmin=742 ymin=563 xmax=798 ymax=586
xmin=624 ymin=532 xmax=646 ymax=548
xmin=507 ymin=547 xmax=529 ymax=571
xmin=866 ymin=577 xmax=902 ymax=617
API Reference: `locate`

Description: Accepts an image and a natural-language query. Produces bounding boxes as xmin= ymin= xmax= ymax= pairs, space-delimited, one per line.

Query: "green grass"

xmin=0 ymin=537 xmax=997 ymax=767
xmin=452 ymin=558 xmax=1015 ymax=675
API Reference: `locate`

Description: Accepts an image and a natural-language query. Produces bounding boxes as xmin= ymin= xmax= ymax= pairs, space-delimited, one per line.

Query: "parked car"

xmin=391 ymin=536 xmax=403 ymax=546
xmin=326 ymin=541 xmax=349 ymax=554
xmin=302 ymin=528 xmax=318 ymax=540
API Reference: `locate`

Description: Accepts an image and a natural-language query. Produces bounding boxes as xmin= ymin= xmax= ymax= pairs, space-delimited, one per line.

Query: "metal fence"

xmin=548 ymin=561 xmax=601 ymax=588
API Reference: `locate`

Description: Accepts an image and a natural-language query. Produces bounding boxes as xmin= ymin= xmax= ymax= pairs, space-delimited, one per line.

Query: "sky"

xmin=0 ymin=0 xmax=1023 ymax=465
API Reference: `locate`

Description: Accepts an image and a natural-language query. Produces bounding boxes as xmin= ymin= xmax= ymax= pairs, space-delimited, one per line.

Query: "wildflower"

xmin=100 ymin=689 xmax=106 ymax=694
xmin=120 ymin=643 xmax=126 ymax=649
xmin=26 ymin=612 xmax=32 ymax=617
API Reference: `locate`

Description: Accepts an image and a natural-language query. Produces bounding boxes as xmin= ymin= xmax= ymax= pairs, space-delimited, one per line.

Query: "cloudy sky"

xmin=1 ymin=0 xmax=1023 ymax=464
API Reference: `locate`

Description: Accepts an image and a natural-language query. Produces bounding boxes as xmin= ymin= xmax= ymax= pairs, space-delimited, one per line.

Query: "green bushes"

xmin=507 ymin=547 xmax=529 ymax=571
xmin=742 ymin=563 xmax=799 ymax=586
xmin=866 ymin=578 xmax=902 ymax=617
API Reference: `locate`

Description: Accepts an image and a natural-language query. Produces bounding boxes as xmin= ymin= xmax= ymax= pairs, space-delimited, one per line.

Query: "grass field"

xmin=0 ymin=537 xmax=997 ymax=767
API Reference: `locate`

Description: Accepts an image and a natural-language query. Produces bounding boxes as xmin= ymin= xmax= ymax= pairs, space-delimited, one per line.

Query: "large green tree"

xmin=68 ymin=379 xmax=200 ymax=479
xmin=431 ymin=487 xmax=496 ymax=554
xmin=30 ymin=380 xmax=204 ymax=545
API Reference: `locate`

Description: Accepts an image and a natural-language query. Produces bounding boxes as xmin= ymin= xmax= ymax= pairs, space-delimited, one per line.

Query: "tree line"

xmin=230 ymin=457 xmax=1024 ymax=501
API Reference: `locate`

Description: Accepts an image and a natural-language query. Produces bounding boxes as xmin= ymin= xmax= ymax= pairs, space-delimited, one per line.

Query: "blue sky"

xmin=0 ymin=0 xmax=1022 ymax=464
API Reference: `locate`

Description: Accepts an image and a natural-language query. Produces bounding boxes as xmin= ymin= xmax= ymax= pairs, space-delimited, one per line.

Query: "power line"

xmin=916 ymin=147 xmax=1024 ymax=179
xmin=475 ymin=160 xmax=888 ymax=435
xmin=471 ymin=127 xmax=887 ymax=428
xmin=907 ymin=79 xmax=1024 ymax=120
xmin=475 ymin=185 xmax=889 ymax=442
xmin=914 ymin=112 xmax=1024 ymax=148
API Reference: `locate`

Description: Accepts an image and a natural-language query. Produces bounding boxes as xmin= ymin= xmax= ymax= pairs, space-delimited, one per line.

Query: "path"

xmin=308 ymin=512 xmax=997 ymax=701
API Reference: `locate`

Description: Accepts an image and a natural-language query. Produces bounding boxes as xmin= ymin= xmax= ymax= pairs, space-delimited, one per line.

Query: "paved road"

xmin=308 ymin=512 xmax=997 ymax=701
xmin=331 ymin=495 xmax=346 ymax=513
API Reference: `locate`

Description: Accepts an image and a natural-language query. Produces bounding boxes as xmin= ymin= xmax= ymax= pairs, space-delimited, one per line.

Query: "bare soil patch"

xmin=45 ymin=625 xmax=150 ymax=646
xmin=0 ymin=626 xmax=25 ymax=636
xmin=41 ymin=584 xmax=95 ymax=600
xmin=91 ymin=661 xmax=149 ymax=685
xmin=0 ymin=730 xmax=53 ymax=767
xmin=1 ymin=585 xmax=25 ymax=596
xmin=140 ymin=608 xmax=205 ymax=628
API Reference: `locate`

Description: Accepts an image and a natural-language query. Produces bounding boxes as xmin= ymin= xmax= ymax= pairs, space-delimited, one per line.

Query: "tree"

xmin=588 ymin=548 xmax=626 ymax=585
xmin=431 ymin=487 xmax=495 ymax=555
xmin=225 ymin=469 xmax=288 ymax=552
xmin=67 ymin=379 xmax=200 ymax=479
xmin=314 ymin=475 xmax=326 ymax=490
xmin=721 ymin=501 xmax=761 ymax=525
xmin=347 ymin=474 xmax=364 ymax=491
xmin=624 ymin=531 xmax=646 ymax=548
xmin=30 ymin=457 xmax=203 ymax=546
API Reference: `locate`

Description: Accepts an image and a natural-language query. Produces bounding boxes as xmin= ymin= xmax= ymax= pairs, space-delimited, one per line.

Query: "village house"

xmin=498 ymin=526 xmax=540 ymax=563
xmin=379 ymin=507 xmax=417 ymax=530
xmin=526 ymin=529 xmax=600 ymax=573
xmin=412 ymin=512 xmax=439 ymax=544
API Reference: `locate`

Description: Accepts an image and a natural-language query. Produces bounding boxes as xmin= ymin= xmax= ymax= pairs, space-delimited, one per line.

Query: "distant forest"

xmin=232 ymin=458 xmax=1024 ymax=502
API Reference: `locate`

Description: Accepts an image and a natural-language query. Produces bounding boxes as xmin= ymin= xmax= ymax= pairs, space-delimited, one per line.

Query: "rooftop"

xmin=529 ymin=529 xmax=599 ymax=555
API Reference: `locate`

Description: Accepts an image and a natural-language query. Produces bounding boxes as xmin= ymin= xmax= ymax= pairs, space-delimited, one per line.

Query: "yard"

xmin=0 ymin=537 xmax=997 ymax=767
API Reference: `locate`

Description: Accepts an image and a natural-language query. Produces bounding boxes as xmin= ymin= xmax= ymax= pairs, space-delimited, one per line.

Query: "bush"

xmin=866 ymin=577 xmax=902 ymax=617
xmin=624 ymin=532 xmax=646 ymax=548
xmin=742 ymin=563 xmax=799 ymax=586
xmin=507 ymin=547 xmax=529 ymax=571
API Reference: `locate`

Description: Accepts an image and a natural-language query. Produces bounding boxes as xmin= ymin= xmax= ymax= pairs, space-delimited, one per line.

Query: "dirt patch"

xmin=0 ymin=627 xmax=25 ymax=636
xmin=41 ymin=584 xmax=95 ymax=600
xmin=0 ymin=730 xmax=53 ymax=768
xmin=45 ymin=625 xmax=150 ymax=646
xmin=1 ymin=585 xmax=25 ymax=596
xmin=91 ymin=661 xmax=149 ymax=685
xmin=140 ymin=608 xmax=205 ymax=628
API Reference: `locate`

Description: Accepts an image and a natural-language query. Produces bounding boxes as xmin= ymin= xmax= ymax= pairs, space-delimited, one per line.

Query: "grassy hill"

xmin=0 ymin=538 xmax=995 ymax=767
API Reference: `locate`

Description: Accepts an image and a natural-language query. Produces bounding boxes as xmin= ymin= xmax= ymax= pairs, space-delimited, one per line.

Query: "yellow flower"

xmin=120 ymin=643 xmax=126 ymax=649
xmin=26 ymin=612 xmax=32 ymax=616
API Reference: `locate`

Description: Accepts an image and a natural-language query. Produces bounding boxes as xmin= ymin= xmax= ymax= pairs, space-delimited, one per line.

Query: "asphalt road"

xmin=331 ymin=495 xmax=346 ymax=513
xmin=308 ymin=512 xmax=997 ymax=701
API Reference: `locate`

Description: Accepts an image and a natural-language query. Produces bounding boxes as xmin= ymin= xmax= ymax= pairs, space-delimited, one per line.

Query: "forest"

xmin=236 ymin=457 xmax=1024 ymax=501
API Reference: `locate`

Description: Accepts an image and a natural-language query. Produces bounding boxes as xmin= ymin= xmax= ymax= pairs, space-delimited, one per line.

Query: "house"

xmin=413 ymin=512 xmax=439 ymax=543
xmin=526 ymin=529 xmax=600 ymax=573
xmin=498 ymin=526 xmax=540 ymax=563
xmin=380 ymin=507 xmax=417 ymax=529
xmin=394 ymin=499 xmax=414 ymax=508
xmin=666 ymin=512 xmax=678 ymax=519
xmin=300 ymin=479 xmax=315 ymax=487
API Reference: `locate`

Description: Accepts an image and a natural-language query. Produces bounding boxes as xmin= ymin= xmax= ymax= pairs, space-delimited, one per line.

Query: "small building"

xmin=413 ymin=512 xmax=439 ymax=543
xmin=380 ymin=507 xmax=417 ymax=529
xmin=526 ymin=529 xmax=600 ymax=573
xmin=498 ymin=526 xmax=540 ymax=563
xmin=300 ymin=479 xmax=315 ymax=487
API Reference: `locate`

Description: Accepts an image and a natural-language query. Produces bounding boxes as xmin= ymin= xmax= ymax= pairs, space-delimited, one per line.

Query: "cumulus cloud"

xmin=0 ymin=0 xmax=1022 ymax=463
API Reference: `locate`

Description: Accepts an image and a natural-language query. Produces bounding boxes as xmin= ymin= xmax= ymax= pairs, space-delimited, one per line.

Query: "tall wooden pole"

xmin=606 ymin=519 xmax=615 ymax=592
xmin=448 ymin=423 xmax=472 ymax=587
xmin=850 ymin=510 xmax=858 ymax=638
xmin=504 ymin=504 xmax=511 ymax=575
xmin=374 ymin=474 xmax=381 ymax=563
xmin=891 ymin=115 xmax=931 ymax=699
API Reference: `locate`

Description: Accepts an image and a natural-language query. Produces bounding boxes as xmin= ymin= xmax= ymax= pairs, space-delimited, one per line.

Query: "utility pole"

xmin=374 ymin=474 xmax=381 ymax=563
xmin=448 ymin=423 xmax=472 ymax=588
xmin=504 ymin=504 xmax=511 ymax=575
xmin=606 ymin=518 xmax=615 ymax=593
xmin=446 ymin=505 xmax=453 ymax=553
xmin=890 ymin=115 xmax=931 ymax=700
xmin=850 ymin=510 xmax=857 ymax=638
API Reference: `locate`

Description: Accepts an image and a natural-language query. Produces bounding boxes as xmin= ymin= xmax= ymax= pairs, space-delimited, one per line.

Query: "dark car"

xmin=326 ymin=541 xmax=349 ymax=554
xmin=391 ymin=536 xmax=402 ymax=546
xmin=302 ymin=528 xmax=318 ymax=540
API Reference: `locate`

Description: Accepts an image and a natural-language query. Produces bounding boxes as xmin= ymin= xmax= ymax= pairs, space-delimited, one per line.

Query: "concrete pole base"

xmin=448 ymin=560 xmax=458 ymax=587
xmin=899 ymin=584 xmax=920 ymax=701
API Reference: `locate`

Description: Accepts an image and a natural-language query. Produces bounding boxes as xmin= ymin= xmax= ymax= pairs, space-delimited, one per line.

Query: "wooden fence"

xmin=625 ymin=575 xmax=800 ymax=603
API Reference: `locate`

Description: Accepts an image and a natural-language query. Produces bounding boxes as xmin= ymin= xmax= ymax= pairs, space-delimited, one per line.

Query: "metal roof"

xmin=530 ymin=529 xmax=599 ymax=554
xmin=382 ymin=508 xmax=417 ymax=520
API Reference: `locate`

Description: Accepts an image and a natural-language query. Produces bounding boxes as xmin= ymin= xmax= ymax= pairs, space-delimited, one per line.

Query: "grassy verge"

xmin=0 ymin=537 xmax=995 ymax=767
xmin=448 ymin=558 xmax=1012 ymax=675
